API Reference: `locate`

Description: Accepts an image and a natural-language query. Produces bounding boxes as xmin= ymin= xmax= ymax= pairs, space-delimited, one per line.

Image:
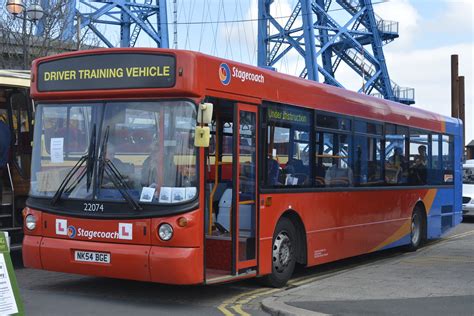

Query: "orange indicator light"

xmin=177 ymin=217 xmax=188 ymax=227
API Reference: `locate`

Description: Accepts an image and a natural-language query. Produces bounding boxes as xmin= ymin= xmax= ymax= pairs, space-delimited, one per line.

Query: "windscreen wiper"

xmin=97 ymin=126 xmax=141 ymax=211
xmin=102 ymin=158 xmax=142 ymax=211
xmin=51 ymin=155 xmax=87 ymax=206
xmin=51 ymin=127 xmax=97 ymax=206
xmin=60 ymin=124 xmax=98 ymax=196
xmin=86 ymin=124 xmax=97 ymax=190
xmin=97 ymin=126 xmax=110 ymax=190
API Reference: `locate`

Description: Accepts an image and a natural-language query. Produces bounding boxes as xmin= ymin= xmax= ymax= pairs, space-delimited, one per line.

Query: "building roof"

xmin=0 ymin=70 xmax=30 ymax=88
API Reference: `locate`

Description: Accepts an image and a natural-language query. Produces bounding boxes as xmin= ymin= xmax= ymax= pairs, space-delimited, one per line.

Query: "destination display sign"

xmin=37 ymin=53 xmax=176 ymax=92
xmin=267 ymin=105 xmax=311 ymax=126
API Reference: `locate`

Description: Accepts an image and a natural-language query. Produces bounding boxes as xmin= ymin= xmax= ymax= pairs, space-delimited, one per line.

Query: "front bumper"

xmin=23 ymin=235 xmax=203 ymax=285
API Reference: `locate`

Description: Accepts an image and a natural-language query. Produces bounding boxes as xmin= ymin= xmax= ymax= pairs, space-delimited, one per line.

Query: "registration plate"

xmin=74 ymin=251 xmax=110 ymax=263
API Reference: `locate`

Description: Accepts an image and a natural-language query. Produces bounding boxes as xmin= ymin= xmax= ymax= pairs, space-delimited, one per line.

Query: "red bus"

xmin=23 ymin=49 xmax=462 ymax=287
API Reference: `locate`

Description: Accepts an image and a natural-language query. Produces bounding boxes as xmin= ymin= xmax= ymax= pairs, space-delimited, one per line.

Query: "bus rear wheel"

xmin=407 ymin=208 xmax=424 ymax=251
xmin=263 ymin=217 xmax=296 ymax=288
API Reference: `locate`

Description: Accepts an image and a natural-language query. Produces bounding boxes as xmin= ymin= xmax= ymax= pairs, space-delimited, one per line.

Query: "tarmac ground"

xmin=11 ymin=219 xmax=474 ymax=315
xmin=261 ymin=218 xmax=474 ymax=316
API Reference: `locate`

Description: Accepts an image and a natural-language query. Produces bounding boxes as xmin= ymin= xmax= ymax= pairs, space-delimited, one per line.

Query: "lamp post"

xmin=6 ymin=0 xmax=44 ymax=69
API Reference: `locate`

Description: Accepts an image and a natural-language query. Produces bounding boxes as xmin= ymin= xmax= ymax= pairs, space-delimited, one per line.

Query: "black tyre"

xmin=262 ymin=217 xmax=296 ymax=288
xmin=407 ymin=208 xmax=424 ymax=251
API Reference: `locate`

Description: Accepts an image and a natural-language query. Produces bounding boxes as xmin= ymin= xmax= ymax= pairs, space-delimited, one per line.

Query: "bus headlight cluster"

xmin=25 ymin=215 xmax=37 ymax=230
xmin=158 ymin=223 xmax=173 ymax=241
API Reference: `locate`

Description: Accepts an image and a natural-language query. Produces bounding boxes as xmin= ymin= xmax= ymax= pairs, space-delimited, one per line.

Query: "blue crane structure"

xmin=36 ymin=0 xmax=169 ymax=48
xmin=257 ymin=0 xmax=415 ymax=104
xmin=36 ymin=0 xmax=413 ymax=104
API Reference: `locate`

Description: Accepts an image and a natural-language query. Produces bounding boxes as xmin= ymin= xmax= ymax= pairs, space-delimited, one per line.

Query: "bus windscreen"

xmin=30 ymin=100 xmax=198 ymax=213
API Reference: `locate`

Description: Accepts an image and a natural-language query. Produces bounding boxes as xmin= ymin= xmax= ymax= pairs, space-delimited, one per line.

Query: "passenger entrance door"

xmin=232 ymin=103 xmax=258 ymax=273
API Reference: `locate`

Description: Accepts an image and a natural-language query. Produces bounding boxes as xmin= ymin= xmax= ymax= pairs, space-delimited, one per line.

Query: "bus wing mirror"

xmin=194 ymin=126 xmax=210 ymax=147
xmin=197 ymin=103 xmax=213 ymax=125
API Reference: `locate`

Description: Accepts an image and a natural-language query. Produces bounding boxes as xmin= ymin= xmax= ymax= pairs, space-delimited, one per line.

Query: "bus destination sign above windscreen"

xmin=37 ymin=53 xmax=176 ymax=92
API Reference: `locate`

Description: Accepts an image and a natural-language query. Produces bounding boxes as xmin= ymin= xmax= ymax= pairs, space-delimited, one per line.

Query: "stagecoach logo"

xmin=55 ymin=219 xmax=133 ymax=240
xmin=219 ymin=63 xmax=265 ymax=86
xmin=68 ymin=225 xmax=77 ymax=238
xmin=219 ymin=63 xmax=231 ymax=85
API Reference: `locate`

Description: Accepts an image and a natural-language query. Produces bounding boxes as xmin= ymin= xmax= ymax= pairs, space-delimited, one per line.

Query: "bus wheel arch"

xmin=281 ymin=210 xmax=307 ymax=266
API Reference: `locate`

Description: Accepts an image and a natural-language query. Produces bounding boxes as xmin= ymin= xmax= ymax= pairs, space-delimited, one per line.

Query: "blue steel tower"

xmin=258 ymin=0 xmax=415 ymax=104
xmin=36 ymin=0 xmax=169 ymax=48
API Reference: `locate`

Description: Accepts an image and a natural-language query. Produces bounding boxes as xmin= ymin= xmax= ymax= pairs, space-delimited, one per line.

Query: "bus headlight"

xmin=25 ymin=215 xmax=37 ymax=230
xmin=158 ymin=223 xmax=173 ymax=241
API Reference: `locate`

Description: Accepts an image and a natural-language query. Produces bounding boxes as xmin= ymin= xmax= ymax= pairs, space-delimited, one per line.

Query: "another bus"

xmin=23 ymin=49 xmax=462 ymax=286
xmin=0 ymin=70 xmax=34 ymax=249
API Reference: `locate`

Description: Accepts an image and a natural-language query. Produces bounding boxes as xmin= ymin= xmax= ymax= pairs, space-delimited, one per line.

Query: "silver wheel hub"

xmin=272 ymin=231 xmax=292 ymax=273
xmin=411 ymin=213 xmax=421 ymax=246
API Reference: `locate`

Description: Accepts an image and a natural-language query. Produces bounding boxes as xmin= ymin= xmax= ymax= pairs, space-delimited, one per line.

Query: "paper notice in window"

xmin=50 ymin=138 xmax=64 ymax=163
xmin=185 ymin=187 xmax=197 ymax=200
xmin=171 ymin=188 xmax=186 ymax=203
xmin=139 ymin=187 xmax=155 ymax=202
xmin=0 ymin=254 xmax=18 ymax=315
xmin=159 ymin=187 xmax=172 ymax=203
xmin=444 ymin=174 xmax=453 ymax=182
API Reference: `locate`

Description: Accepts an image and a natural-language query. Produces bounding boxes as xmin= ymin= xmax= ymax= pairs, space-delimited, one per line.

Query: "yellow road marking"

xmin=218 ymin=304 xmax=235 ymax=315
xmin=446 ymin=230 xmax=474 ymax=240
xmin=217 ymin=304 xmax=235 ymax=316
xmin=237 ymin=288 xmax=280 ymax=305
xmin=419 ymin=230 xmax=474 ymax=253
xmin=231 ymin=304 xmax=250 ymax=316
xmin=218 ymin=287 xmax=275 ymax=315
xmin=402 ymin=254 xmax=474 ymax=264
xmin=221 ymin=287 xmax=270 ymax=304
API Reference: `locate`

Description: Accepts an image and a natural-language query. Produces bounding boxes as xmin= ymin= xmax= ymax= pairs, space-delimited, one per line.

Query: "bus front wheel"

xmin=407 ymin=208 xmax=424 ymax=251
xmin=263 ymin=217 xmax=296 ymax=288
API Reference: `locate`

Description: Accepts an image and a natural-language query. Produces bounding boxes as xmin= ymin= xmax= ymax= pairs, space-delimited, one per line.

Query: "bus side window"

xmin=441 ymin=135 xmax=454 ymax=183
xmin=384 ymin=124 xmax=408 ymax=185
xmin=408 ymin=129 xmax=429 ymax=185
xmin=429 ymin=134 xmax=442 ymax=185
xmin=354 ymin=135 xmax=383 ymax=186
xmin=264 ymin=104 xmax=311 ymax=187
xmin=315 ymin=132 xmax=326 ymax=187
xmin=322 ymin=132 xmax=353 ymax=187
xmin=353 ymin=120 xmax=383 ymax=186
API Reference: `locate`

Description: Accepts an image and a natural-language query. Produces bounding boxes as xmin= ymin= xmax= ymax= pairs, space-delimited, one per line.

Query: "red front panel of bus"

xmin=23 ymin=208 xmax=204 ymax=285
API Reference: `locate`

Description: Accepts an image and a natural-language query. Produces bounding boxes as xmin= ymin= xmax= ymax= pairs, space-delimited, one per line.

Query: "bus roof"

xmin=0 ymin=70 xmax=30 ymax=88
xmin=199 ymin=50 xmax=460 ymax=134
xmin=30 ymin=48 xmax=460 ymax=134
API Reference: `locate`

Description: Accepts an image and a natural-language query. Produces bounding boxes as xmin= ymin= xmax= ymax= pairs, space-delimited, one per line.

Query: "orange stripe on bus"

xmin=371 ymin=189 xmax=437 ymax=251
xmin=423 ymin=189 xmax=437 ymax=215
xmin=370 ymin=218 xmax=411 ymax=252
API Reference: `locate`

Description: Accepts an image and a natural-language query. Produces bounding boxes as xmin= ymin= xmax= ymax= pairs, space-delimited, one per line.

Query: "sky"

xmin=374 ymin=0 xmax=473 ymax=143
xmin=109 ymin=0 xmax=474 ymax=143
